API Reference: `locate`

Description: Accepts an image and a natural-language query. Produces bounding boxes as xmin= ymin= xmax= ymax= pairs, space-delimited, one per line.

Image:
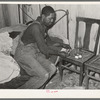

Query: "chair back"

xmin=74 ymin=17 xmax=100 ymax=55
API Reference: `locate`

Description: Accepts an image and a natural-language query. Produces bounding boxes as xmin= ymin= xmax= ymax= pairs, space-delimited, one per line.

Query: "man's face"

xmin=43 ymin=13 xmax=56 ymax=27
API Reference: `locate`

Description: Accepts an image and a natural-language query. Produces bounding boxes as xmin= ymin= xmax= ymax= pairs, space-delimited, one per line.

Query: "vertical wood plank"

xmin=83 ymin=22 xmax=92 ymax=50
xmin=74 ymin=19 xmax=79 ymax=48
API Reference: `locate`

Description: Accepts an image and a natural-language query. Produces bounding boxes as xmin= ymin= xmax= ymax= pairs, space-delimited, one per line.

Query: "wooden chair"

xmin=84 ymin=55 xmax=100 ymax=89
xmin=59 ymin=17 xmax=100 ymax=86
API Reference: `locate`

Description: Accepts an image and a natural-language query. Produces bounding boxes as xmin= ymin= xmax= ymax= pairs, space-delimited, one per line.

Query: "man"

xmin=14 ymin=6 xmax=71 ymax=89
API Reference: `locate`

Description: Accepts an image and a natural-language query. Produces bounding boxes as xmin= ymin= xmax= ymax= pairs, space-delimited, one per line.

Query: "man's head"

xmin=41 ymin=6 xmax=56 ymax=27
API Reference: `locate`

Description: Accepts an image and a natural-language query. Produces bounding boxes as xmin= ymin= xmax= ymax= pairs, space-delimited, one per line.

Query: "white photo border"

xmin=0 ymin=1 xmax=100 ymax=99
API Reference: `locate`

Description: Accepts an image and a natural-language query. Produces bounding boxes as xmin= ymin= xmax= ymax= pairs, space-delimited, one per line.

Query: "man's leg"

xmin=18 ymin=74 xmax=49 ymax=89
xmin=16 ymin=53 xmax=50 ymax=89
xmin=36 ymin=54 xmax=57 ymax=78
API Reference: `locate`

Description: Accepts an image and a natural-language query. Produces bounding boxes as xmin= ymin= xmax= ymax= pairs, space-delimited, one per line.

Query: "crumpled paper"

xmin=0 ymin=32 xmax=13 ymax=54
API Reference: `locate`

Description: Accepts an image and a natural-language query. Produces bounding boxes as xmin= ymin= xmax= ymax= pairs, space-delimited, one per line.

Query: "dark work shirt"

xmin=21 ymin=17 xmax=60 ymax=58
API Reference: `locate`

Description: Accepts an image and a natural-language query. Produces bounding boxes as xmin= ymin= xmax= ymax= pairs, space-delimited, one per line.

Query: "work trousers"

xmin=14 ymin=41 xmax=57 ymax=89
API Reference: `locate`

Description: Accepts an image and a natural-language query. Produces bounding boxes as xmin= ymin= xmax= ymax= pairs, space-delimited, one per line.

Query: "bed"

xmin=0 ymin=24 xmax=30 ymax=89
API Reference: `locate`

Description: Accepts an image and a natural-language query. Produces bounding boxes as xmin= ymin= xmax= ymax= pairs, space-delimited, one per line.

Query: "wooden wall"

xmin=22 ymin=4 xmax=100 ymax=51
xmin=0 ymin=4 xmax=19 ymax=28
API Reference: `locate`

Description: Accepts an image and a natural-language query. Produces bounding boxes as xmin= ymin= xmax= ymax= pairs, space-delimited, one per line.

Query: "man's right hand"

xmin=59 ymin=51 xmax=69 ymax=58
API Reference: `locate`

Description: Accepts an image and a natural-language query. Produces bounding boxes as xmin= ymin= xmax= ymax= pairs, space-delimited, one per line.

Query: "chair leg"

xmin=85 ymin=76 xmax=89 ymax=89
xmin=85 ymin=68 xmax=89 ymax=89
xmin=79 ymin=66 xmax=84 ymax=86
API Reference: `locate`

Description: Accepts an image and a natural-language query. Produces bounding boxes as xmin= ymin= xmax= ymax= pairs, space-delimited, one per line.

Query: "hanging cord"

xmin=18 ymin=4 xmax=21 ymax=23
xmin=66 ymin=10 xmax=69 ymax=40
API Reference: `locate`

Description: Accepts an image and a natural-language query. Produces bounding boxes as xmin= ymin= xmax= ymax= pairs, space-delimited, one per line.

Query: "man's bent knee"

xmin=45 ymin=73 xmax=50 ymax=79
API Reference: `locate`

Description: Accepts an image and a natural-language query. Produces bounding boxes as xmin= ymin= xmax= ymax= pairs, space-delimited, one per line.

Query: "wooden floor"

xmin=0 ymin=69 xmax=100 ymax=89
xmin=45 ymin=70 xmax=100 ymax=89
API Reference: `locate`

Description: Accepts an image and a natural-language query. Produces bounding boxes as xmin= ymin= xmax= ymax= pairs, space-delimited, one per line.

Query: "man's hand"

xmin=59 ymin=51 xmax=69 ymax=58
xmin=53 ymin=43 xmax=61 ymax=47
xmin=53 ymin=43 xmax=71 ymax=50
xmin=63 ymin=44 xmax=71 ymax=49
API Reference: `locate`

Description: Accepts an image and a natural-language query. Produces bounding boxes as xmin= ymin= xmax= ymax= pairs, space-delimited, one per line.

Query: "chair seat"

xmin=64 ymin=49 xmax=95 ymax=66
xmin=85 ymin=55 xmax=100 ymax=70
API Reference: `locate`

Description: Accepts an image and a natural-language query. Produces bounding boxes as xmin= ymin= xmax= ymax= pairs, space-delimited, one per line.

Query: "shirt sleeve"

xmin=46 ymin=34 xmax=65 ymax=47
xmin=30 ymin=23 xmax=60 ymax=57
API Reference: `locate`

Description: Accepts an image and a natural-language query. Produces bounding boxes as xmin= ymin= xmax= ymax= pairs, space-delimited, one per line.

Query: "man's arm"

xmin=30 ymin=24 xmax=66 ymax=58
xmin=46 ymin=34 xmax=63 ymax=46
xmin=46 ymin=34 xmax=71 ymax=49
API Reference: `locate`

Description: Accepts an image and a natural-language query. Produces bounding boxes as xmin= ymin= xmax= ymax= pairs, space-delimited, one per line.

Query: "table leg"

xmin=85 ymin=67 xmax=89 ymax=89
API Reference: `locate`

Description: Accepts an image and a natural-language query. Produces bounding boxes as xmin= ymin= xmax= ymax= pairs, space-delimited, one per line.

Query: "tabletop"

xmin=64 ymin=48 xmax=95 ymax=66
